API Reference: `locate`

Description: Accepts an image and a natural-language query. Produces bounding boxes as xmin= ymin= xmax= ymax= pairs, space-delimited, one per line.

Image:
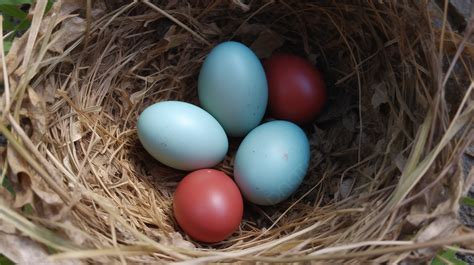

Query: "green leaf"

xmin=0 ymin=254 xmax=15 ymax=265
xmin=0 ymin=4 xmax=28 ymax=19
xmin=1 ymin=177 xmax=14 ymax=195
xmin=431 ymin=248 xmax=467 ymax=265
xmin=14 ymin=17 xmax=30 ymax=30
xmin=2 ymin=18 xmax=17 ymax=31
xmin=461 ymin=196 xmax=474 ymax=207
xmin=0 ymin=0 xmax=33 ymax=5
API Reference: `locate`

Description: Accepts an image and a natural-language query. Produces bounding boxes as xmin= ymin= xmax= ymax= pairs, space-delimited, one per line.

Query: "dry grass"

xmin=0 ymin=0 xmax=473 ymax=263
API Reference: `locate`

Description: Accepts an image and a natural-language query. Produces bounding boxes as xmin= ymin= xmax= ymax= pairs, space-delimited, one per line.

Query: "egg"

xmin=198 ymin=41 xmax=268 ymax=137
xmin=173 ymin=169 xmax=243 ymax=243
xmin=234 ymin=120 xmax=310 ymax=205
xmin=137 ymin=101 xmax=228 ymax=171
xmin=264 ymin=54 xmax=327 ymax=124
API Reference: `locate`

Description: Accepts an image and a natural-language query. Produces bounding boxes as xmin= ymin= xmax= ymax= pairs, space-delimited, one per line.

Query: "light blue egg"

xmin=234 ymin=120 xmax=310 ymax=205
xmin=198 ymin=41 xmax=268 ymax=137
xmin=137 ymin=101 xmax=228 ymax=171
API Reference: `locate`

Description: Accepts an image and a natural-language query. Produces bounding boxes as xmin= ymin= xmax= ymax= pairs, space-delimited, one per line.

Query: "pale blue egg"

xmin=198 ymin=41 xmax=268 ymax=137
xmin=137 ymin=101 xmax=228 ymax=171
xmin=234 ymin=120 xmax=310 ymax=205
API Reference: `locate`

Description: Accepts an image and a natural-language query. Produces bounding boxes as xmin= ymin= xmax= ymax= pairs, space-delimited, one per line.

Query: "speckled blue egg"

xmin=137 ymin=101 xmax=228 ymax=171
xmin=234 ymin=120 xmax=310 ymax=205
xmin=198 ymin=41 xmax=268 ymax=137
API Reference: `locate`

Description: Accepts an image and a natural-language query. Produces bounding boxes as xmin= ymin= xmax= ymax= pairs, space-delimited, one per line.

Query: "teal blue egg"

xmin=198 ymin=41 xmax=268 ymax=137
xmin=234 ymin=120 xmax=310 ymax=205
xmin=137 ymin=101 xmax=228 ymax=171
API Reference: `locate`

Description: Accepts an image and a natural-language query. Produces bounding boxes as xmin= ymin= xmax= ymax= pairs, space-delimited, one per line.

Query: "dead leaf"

xmin=31 ymin=174 xmax=62 ymax=205
xmin=13 ymin=173 xmax=34 ymax=208
xmin=250 ymin=29 xmax=284 ymax=58
xmin=0 ymin=233 xmax=83 ymax=265
xmin=237 ymin=23 xmax=267 ymax=36
xmin=49 ymin=17 xmax=86 ymax=54
xmin=70 ymin=121 xmax=83 ymax=143
xmin=415 ymin=215 xmax=459 ymax=245
xmin=342 ymin=112 xmax=357 ymax=132
xmin=167 ymin=232 xmax=196 ymax=249
xmin=230 ymin=0 xmax=251 ymax=12
xmin=57 ymin=0 xmax=87 ymax=17
xmin=27 ymin=87 xmax=48 ymax=141
xmin=338 ymin=177 xmax=355 ymax=199
xmin=61 ymin=220 xmax=91 ymax=245
xmin=0 ymin=189 xmax=16 ymax=233
xmin=394 ymin=153 xmax=407 ymax=173
xmin=201 ymin=22 xmax=222 ymax=36
xmin=371 ymin=83 xmax=388 ymax=109
xmin=7 ymin=144 xmax=62 ymax=207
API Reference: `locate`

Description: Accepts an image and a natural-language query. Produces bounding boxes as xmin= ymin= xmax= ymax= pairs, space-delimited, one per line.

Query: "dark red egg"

xmin=173 ymin=169 xmax=243 ymax=243
xmin=264 ymin=54 xmax=327 ymax=124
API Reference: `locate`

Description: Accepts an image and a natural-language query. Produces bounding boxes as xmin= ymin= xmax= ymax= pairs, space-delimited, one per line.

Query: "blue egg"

xmin=234 ymin=120 xmax=310 ymax=205
xmin=137 ymin=101 xmax=228 ymax=171
xmin=198 ymin=41 xmax=268 ymax=137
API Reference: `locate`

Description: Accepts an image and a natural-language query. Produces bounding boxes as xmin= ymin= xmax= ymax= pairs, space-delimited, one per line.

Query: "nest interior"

xmin=1 ymin=0 xmax=473 ymax=263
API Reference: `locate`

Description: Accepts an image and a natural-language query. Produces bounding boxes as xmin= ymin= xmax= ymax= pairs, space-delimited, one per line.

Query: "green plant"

xmin=431 ymin=248 xmax=467 ymax=265
xmin=0 ymin=254 xmax=14 ymax=265
xmin=461 ymin=196 xmax=474 ymax=207
xmin=0 ymin=0 xmax=54 ymax=53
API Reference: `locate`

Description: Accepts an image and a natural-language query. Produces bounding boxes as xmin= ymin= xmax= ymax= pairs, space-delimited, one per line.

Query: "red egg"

xmin=264 ymin=54 xmax=327 ymax=124
xmin=173 ymin=169 xmax=243 ymax=243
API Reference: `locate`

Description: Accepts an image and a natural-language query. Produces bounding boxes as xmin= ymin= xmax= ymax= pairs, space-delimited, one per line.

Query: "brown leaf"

xmin=165 ymin=232 xmax=196 ymax=249
xmin=31 ymin=174 xmax=62 ymax=205
xmin=250 ymin=29 xmax=284 ymax=59
xmin=13 ymin=173 xmax=34 ymax=208
xmin=69 ymin=121 xmax=84 ymax=143
xmin=49 ymin=17 xmax=86 ymax=54
xmin=0 ymin=233 xmax=83 ymax=265
xmin=201 ymin=22 xmax=222 ymax=36
xmin=0 ymin=189 xmax=16 ymax=233
xmin=338 ymin=177 xmax=355 ymax=199
xmin=7 ymin=144 xmax=62 ymax=207
xmin=230 ymin=0 xmax=251 ymax=12
xmin=394 ymin=153 xmax=407 ymax=173
xmin=415 ymin=215 xmax=459 ymax=254
xmin=7 ymin=148 xmax=34 ymax=208
xmin=57 ymin=0 xmax=87 ymax=17
xmin=27 ymin=86 xmax=48 ymax=141
xmin=371 ymin=83 xmax=388 ymax=109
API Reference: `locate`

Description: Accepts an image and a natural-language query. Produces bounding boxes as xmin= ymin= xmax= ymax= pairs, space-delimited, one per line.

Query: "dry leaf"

xmin=230 ymin=0 xmax=251 ymax=12
xmin=7 ymin=145 xmax=29 ymax=183
xmin=0 ymin=233 xmax=83 ymax=265
xmin=201 ymin=23 xmax=222 ymax=36
xmin=70 ymin=121 xmax=83 ymax=143
xmin=250 ymin=29 xmax=284 ymax=58
xmin=237 ymin=23 xmax=267 ymax=36
xmin=13 ymin=173 xmax=34 ymax=208
xmin=7 ymin=143 xmax=62 ymax=207
xmin=338 ymin=177 xmax=354 ymax=199
xmin=57 ymin=0 xmax=87 ymax=17
xmin=167 ymin=232 xmax=196 ymax=250
xmin=31 ymin=174 xmax=62 ymax=205
xmin=415 ymin=215 xmax=459 ymax=251
xmin=27 ymin=87 xmax=48 ymax=140
xmin=49 ymin=17 xmax=86 ymax=53
xmin=371 ymin=83 xmax=388 ymax=109
xmin=394 ymin=153 xmax=407 ymax=173
xmin=0 ymin=189 xmax=16 ymax=233
xmin=342 ymin=112 xmax=357 ymax=132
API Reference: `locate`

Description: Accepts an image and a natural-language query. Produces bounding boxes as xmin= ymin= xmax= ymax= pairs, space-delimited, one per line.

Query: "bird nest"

xmin=0 ymin=0 xmax=473 ymax=263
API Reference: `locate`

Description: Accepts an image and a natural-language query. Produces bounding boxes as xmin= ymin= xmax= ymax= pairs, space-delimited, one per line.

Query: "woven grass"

xmin=1 ymin=0 xmax=473 ymax=263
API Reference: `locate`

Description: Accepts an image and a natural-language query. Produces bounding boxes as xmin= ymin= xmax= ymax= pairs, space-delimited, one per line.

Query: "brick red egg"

xmin=173 ymin=169 xmax=243 ymax=243
xmin=264 ymin=54 xmax=327 ymax=124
